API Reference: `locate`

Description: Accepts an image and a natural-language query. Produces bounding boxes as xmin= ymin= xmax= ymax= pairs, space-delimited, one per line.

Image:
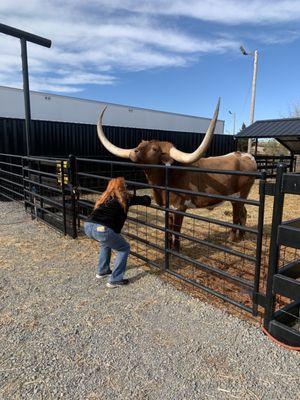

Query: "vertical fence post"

xmin=68 ymin=154 xmax=78 ymax=238
xmin=263 ymin=164 xmax=286 ymax=329
xmin=164 ymin=165 xmax=170 ymax=271
xmin=252 ymin=170 xmax=266 ymax=315
xmin=38 ymin=160 xmax=44 ymax=217
xmin=61 ymin=160 xmax=67 ymax=236
xmin=21 ymin=156 xmax=27 ymax=210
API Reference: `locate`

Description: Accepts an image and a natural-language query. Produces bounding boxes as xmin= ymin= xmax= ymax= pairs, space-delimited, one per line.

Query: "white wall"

xmin=0 ymin=86 xmax=224 ymax=134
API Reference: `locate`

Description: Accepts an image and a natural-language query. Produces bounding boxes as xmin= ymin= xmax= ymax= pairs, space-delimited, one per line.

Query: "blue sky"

xmin=1 ymin=0 xmax=300 ymax=133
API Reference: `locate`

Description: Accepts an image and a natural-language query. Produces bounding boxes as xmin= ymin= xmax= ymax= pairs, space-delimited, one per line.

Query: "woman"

xmin=84 ymin=177 xmax=151 ymax=288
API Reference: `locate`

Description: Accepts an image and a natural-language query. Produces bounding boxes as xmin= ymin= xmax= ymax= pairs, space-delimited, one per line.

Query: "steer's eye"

xmin=152 ymin=147 xmax=158 ymax=152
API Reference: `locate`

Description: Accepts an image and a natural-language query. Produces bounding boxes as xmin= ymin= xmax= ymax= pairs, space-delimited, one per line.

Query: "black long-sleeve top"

xmin=86 ymin=195 xmax=151 ymax=233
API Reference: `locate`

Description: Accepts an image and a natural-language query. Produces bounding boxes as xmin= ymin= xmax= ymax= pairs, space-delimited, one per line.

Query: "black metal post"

xmin=68 ymin=155 xmax=78 ymax=238
xmin=20 ymin=38 xmax=31 ymax=156
xmin=252 ymin=170 xmax=266 ymax=315
xmin=164 ymin=165 xmax=170 ymax=271
xmin=264 ymin=164 xmax=286 ymax=329
xmin=255 ymin=138 xmax=258 ymax=156
xmin=290 ymin=152 xmax=295 ymax=172
xmin=61 ymin=160 xmax=67 ymax=236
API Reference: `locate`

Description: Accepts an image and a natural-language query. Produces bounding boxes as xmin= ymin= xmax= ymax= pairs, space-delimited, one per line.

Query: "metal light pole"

xmin=240 ymin=46 xmax=258 ymax=153
xmin=0 ymin=24 xmax=51 ymax=156
xmin=228 ymin=110 xmax=236 ymax=135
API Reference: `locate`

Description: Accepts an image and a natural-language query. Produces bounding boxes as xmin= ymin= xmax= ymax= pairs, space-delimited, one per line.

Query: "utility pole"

xmin=0 ymin=24 xmax=51 ymax=156
xmin=249 ymin=50 xmax=258 ymax=153
xmin=240 ymin=46 xmax=258 ymax=154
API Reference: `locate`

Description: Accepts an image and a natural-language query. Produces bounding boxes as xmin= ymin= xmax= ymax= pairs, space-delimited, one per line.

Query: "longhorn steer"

xmin=96 ymin=100 xmax=257 ymax=250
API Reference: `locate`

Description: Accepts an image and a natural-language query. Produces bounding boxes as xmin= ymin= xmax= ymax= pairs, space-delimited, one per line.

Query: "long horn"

xmin=97 ymin=106 xmax=132 ymax=158
xmin=169 ymin=98 xmax=220 ymax=164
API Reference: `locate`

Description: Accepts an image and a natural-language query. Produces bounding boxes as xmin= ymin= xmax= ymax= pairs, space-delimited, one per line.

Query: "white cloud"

xmin=92 ymin=0 xmax=300 ymax=25
xmin=0 ymin=0 xmax=299 ymax=93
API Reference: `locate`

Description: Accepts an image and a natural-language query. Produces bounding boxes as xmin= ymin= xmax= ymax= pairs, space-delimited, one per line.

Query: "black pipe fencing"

xmin=255 ymin=155 xmax=296 ymax=177
xmin=0 ymin=153 xmax=24 ymax=202
xmin=73 ymin=156 xmax=267 ymax=314
xmin=2 ymin=152 xmax=299 ymax=341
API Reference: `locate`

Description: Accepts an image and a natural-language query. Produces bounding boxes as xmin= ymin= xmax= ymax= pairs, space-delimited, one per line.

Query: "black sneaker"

xmin=106 ymin=279 xmax=129 ymax=288
xmin=96 ymin=270 xmax=112 ymax=279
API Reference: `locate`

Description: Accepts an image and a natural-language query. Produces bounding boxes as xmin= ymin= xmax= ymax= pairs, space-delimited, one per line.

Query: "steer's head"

xmin=129 ymin=140 xmax=174 ymax=165
xmin=97 ymin=99 xmax=220 ymax=165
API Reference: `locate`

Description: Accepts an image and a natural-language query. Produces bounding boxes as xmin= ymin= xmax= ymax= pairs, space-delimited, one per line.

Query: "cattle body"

xmin=96 ymin=101 xmax=257 ymax=250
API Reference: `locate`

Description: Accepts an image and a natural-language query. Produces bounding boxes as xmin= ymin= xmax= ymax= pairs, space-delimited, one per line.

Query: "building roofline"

xmin=0 ymin=85 xmax=224 ymax=123
xmin=254 ymin=117 xmax=300 ymax=123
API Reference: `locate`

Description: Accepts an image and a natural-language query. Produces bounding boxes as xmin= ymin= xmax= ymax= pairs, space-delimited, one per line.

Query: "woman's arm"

xmin=128 ymin=195 xmax=151 ymax=207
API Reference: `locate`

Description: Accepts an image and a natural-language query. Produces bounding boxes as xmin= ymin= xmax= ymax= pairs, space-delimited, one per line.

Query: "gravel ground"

xmin=0 ymin=202 xmax=299 ymax=400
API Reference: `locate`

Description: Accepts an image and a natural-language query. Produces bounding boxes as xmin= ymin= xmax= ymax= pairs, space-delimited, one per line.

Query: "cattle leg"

xmin=173 ymin=213 xmax=184 ymax=252
xmin=167 ymin=212 xmax=175 ymax=249
xmin=237 ymin=183 xmax=253 ymax=240
xmin=229 ymin=183 xmax=252 ymax=241
xmin=229 ymin=201 xmax=241 ymax=242
xmin=238 ymin=205 xmax=247 ymax=240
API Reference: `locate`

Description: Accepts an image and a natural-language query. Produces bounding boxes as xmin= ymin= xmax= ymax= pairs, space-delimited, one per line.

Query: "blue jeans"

xmin=84 ymin=222 xmax=130 ymax=282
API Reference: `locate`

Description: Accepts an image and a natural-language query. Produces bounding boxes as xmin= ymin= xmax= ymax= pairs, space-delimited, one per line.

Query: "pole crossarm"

xmin=0 ymin=23 xmax=51 ymax=48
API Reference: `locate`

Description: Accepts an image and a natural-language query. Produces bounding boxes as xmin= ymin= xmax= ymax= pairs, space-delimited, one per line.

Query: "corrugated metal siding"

xmin=236 ymin=118 xmax=300 ymax=138
xmin=0 ymin=117 xmax=235 ymax=158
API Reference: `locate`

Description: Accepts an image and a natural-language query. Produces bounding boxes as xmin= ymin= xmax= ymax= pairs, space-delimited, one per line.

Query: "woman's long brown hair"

xmin=94 ymin=177 xmax=129 ymax=211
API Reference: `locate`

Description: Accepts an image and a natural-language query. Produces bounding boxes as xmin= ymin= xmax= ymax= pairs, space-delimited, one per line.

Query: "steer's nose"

xmin=134 ymin=149 xmax=139 ymax=153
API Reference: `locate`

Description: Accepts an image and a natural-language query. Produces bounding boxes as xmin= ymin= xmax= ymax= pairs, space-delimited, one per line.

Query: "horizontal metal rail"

xmin=23 ymin=156 xmax=62 ymax=164
xmin=77 ymin=157 xmax=262 ymax=177
xmin=0 ymin=190 xmax=24 ymax=202
xmin=0 ymin=169 xmax=23 ymax=179
xmin=167 ymin=249 xmax=254 ymax=288
xmin=130 ymin=250 xmax=162 ymax=270
xmin=167 ymin=228 xmax=256 ymax=262
xmin=0 ymin=184 xmax=24 ymax=197
xmin=78 ymin=186 xmax=103 ymax=195
xmin=25 ymin=209 xmax=65 ymax=235
xmin=127 ymin=215 xmax=165 ymax=232
xmin=25 ymin=200 xmax=66 ymax=221
xmin=166 ymin=269 xmax=253 ymax=313
xmin=0 ymin=177 xmax=24 ymax=188
xmin=23 ymin=167 xmax=58 ymax=178
xmin=77 ymin=199 xmax=94 ymax=208
xmin=168 ymin=187 xmax=260 ymax=205
xmin=0 ymin=153 xmax=23 ymax=158
xmin=151 ymin=205 xmax=258 ymax=233
xmin=125 ymin=231 xmax=165 ymax=252
xmin=78 ymin=171 xmax=259 ymax=205
xmin=24 ymin=189 xmax=63 ymax=208
xmin=23 ymin=178 xmax=63 ymax=193
xmin=77 ymin=171 xmax=165 ymax=191
xmin=0 ymin=161 xmax=22 ymax=168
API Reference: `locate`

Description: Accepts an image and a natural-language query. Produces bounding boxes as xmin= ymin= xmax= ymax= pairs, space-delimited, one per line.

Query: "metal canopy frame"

xmin=0 ymin=23 xmax=51 ymax=156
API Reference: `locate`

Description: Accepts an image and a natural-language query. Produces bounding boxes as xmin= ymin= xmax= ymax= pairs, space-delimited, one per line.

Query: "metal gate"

xmin=73 ymin=156 xmax=267 ymax=315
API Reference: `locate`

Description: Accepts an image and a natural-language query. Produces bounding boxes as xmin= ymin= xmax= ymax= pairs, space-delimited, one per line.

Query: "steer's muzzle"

xmin=129 ymin=148 xmax=140 ymax=162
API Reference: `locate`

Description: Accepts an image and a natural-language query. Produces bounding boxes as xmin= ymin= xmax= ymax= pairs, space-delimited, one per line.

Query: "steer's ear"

xmin=161 ymin=152 xmax=174 ymax=165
